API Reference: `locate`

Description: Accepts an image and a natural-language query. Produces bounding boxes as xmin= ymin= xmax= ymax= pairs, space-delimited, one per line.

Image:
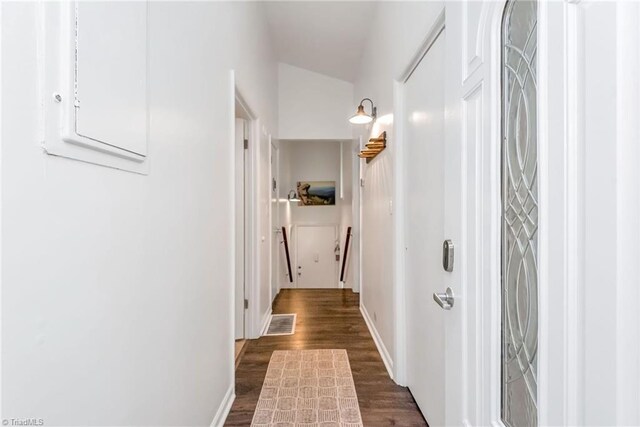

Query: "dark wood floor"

xmin=225 ymin=289 xmax=428 ymax=426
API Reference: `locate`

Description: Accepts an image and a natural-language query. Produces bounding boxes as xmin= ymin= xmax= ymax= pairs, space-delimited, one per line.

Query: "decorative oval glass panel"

xmin=501 ymin=1 xmax=538 ymax=426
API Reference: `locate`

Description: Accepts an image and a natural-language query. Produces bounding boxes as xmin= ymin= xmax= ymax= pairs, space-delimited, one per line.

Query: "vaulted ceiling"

xmin=264 ymin=1 xmax=377 ymax=82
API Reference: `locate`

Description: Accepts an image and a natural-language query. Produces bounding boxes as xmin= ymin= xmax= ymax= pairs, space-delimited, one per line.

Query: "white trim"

xmin=210 ymin=385 xmax=235 ymax=427
xmin=268 ymin=134 xmax=274 ymax=306
xmin=339 ymin=141 xmax=344 ymax=200
xmin=360 ymin=304 xmax=394 ymax=380
xmin=233 ymin=79 xmax=262 ymax=340
xmin=391 ymin=80 xmax=407 ymax=387
xmin=537 ymin=0 xmax=553 ymax=421
xmin=564 ymin=3 xmax=583 ymax=423
xmin=228 ymin=71 xmax=238 ymax=407
xmin=615 ymin=4 xmax=640 ymax=424
xmin=482 ymin=4 xmax=505 ymax=425
xmin=0 ymin=1 xmax=4 ymax=414
xmin=260 ymin=307 xmax=273 ymax=336
xmin=399 ymin=9 xmax=446 ymax=83
xmin=538 ymin=1 xmax=583 ymax=424
xmin=356 ymin=135 xmax=364 ymax=294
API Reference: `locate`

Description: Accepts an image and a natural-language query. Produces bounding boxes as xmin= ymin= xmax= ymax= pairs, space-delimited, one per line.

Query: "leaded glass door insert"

xmin=501 ymin=1 xmax=538 ymax=426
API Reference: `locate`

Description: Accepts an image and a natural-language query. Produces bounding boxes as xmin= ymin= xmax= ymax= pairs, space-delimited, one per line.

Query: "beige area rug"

xmin=251 ymin=349 xmax=363 ymax=427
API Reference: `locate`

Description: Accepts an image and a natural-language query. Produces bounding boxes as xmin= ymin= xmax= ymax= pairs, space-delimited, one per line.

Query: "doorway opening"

xmin=275 ymin=140 xmax=354 ymax=290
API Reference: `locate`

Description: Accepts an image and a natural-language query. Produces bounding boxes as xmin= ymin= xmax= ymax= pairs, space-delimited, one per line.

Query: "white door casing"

xmin=233 ymin=80 xmax=265 ymax=340
xmin=234 ymin=118 xmax=246 ymax=340
xmin=540 ymin=1 xmax=640 ymax=425
xmin=295 ymin=225 xmax=338 ymax=288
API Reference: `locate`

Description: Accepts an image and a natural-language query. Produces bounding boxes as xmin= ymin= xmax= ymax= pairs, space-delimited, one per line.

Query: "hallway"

xmin=3 ymin=1 xmax=640 ymax=425
xmin=226 ymin=290 xmax=427 ymax=426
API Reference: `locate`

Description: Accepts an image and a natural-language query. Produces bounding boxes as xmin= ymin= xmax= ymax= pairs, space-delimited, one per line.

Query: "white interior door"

xmin=403 ymin=31 xmax=447 ymax=426
xmin=234 ymin=118 xmax=246 ymax=340
xmin=296 ymin=225 xmax=338 ymax=288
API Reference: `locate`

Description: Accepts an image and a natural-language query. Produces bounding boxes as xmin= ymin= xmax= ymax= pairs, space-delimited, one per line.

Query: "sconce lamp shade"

xmin=349 ymin=105 xmax=373 ymax=124
xmin=349 ymin=98 xmax=376 ymax=124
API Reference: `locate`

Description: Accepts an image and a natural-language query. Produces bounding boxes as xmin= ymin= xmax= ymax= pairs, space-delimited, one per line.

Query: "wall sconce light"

xmin=287 ymin=190 xmax=300 ymax=202
xmin=349 ymin=98 xmax=377 ymax=124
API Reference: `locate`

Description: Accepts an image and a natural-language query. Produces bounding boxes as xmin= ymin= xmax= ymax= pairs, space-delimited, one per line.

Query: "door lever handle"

xmin=433 ymin=287 xmax=454 ymax=310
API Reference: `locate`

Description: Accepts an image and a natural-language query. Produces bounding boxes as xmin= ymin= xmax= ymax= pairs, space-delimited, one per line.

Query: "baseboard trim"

xmin=360 ymin=304 xmax=394 ymax=380
xmin=210 ymin=384 xmax=235 ymax=427
xmin=260 ymin=308 xmax=273 ymax=336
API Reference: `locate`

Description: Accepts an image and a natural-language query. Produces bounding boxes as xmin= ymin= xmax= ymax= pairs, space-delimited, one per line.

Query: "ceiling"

xmin=264 ymin=2 xmax=377 ymax=83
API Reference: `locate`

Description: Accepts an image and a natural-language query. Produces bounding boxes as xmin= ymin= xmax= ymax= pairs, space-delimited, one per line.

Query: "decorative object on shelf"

xmin=358 ymin=131 xmax=387 ymax=163
xmin=349 ymin=98 xmax=377 ymax=124
xmin=296 ymin=181 xmax=336 ymax=206
xmin=287 ymin=189 xmax=301 ymax=202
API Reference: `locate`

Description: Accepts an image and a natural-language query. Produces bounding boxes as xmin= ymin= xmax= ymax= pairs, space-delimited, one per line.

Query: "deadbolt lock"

xmin=443 ymin=239 xmax=454 ymax=272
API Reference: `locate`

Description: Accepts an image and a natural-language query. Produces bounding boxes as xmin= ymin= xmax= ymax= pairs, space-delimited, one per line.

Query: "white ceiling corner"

xmin=264 ymin=1 xmax=377 ymax=82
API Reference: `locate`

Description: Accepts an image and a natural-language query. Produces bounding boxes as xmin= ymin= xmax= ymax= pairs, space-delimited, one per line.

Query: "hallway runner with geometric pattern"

xmin=251 ymin=349 xmax=363 ymax=426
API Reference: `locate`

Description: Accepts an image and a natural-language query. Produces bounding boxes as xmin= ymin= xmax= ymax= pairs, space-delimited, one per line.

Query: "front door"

xmin=296 ymin=225 xmax=338 ymax=288
xmin=403 ymin=29 xmax=448 ymax=426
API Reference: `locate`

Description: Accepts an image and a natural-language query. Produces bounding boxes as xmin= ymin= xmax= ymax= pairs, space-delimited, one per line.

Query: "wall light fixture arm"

xmin=358 ymin=98 xmax=377 ymax=119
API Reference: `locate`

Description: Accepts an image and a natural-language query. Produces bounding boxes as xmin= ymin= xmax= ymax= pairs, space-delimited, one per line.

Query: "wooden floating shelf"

xmin=358 ymin=131 xmax=386 ymax=164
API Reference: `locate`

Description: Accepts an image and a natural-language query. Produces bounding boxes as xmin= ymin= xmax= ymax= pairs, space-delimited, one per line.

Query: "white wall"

xmin=1 ymin=2 xmax=277 ymax=425
xmin=278 ymin=63 xmax=354 ymax=140
xmin=276 ymin=141 xmax=294 ymax=288
xmin=338 ymin=140 xmax=354 ymax=288
xmin=353 ymin=1 xmax=444 ymax=376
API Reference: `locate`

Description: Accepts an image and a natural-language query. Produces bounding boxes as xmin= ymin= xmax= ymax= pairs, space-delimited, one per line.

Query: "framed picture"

xmin=296 ymin=181 xmax=336 ymax=206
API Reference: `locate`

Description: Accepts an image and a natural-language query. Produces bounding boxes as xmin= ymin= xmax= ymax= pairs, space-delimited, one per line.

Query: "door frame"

xmin=354 ymin=136 xmax=363 ymax=294
xmin=293 ymin=224 xmax=339 ymax=288
xmin=230 ymin=71 xmax=263 ymax=345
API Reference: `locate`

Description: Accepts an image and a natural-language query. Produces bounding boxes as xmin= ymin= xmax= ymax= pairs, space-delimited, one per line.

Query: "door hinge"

xmin=244 ymin=299 xmax=249 ymax=309
xmin=360 ymin=178 xmax=365 ymax=187
xmin=244 ymin=139 xmax=249 ymax=150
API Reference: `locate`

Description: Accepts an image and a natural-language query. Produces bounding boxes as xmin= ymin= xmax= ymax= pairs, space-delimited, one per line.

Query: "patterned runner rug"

xmin=251 ymin=349 xmax=363 ymax=426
